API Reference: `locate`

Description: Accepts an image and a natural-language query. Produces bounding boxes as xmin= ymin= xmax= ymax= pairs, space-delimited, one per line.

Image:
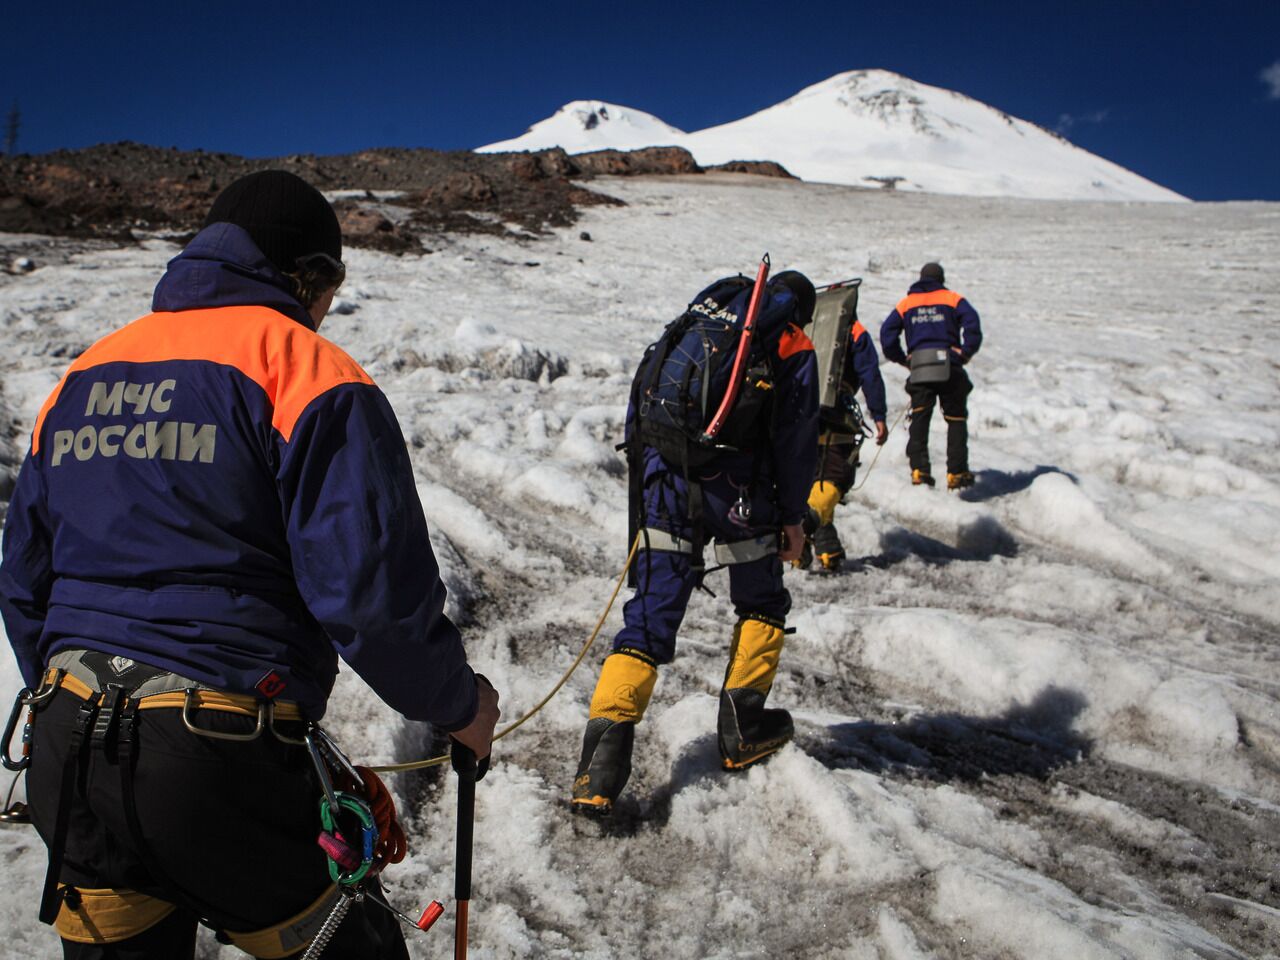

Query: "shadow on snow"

xmin=805 ymin=685 xmax=1091 ymax=783
xmin=957 ymin=465 xmax=1077 ymax=503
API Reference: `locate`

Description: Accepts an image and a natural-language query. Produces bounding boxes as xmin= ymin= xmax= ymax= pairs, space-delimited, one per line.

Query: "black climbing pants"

xmin=26 ymin=685 xmax=409 ymax=959
xmin=906 ymin=366 xmax=973 ymax=474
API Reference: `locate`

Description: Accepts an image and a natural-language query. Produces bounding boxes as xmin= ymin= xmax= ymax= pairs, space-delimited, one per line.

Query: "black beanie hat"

xmin=920 ymin=262 xmax=945 ymax=284
xmin=205 ymin=170 xmax=341 ymax=275
xmin=772 ymin=270 xmax=817 ymax=327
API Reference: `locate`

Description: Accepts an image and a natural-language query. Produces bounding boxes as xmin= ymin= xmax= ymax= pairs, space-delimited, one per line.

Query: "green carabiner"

xmin=318 ymin=791 xmax=377 ymax=886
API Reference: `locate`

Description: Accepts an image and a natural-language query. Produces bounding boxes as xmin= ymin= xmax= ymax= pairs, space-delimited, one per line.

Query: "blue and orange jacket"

xmin=0 ymin=224 xmax=478 ymax=726
xmin=879 ymin=279 xmax=982 ymax=366
xmin=842 ymin=321 xmax=887 ymax=423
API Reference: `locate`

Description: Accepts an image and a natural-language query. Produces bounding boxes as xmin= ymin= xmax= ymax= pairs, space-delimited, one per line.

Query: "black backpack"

xmin=623 ymin=274 xmax=802 ymax=575
xmin=629 ymin=275 xmax=799 ymax=469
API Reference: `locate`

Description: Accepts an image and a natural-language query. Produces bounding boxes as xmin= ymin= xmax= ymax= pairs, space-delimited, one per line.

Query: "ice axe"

xmin=450 ymin=740 xmax=487 ymax=960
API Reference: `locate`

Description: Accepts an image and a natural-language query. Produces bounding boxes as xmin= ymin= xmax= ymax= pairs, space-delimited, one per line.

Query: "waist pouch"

xmin=909 ymin=348 xmax=951 ymax=385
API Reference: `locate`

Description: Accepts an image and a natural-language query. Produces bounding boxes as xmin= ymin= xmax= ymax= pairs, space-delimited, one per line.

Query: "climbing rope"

xmin=847 ymin=405 xmax=909 ymax=493
xmin=367 ymin=404 xmax=903 ymax=777
xmin=368 ymin=534 xmax=642 ymax=775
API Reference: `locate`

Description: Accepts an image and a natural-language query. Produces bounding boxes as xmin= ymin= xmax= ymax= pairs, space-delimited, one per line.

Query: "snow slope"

xmin=479 ymin=70 xmax=1186 ymax=203
xmin=1 ymin=175 xmax=1277 ymax=958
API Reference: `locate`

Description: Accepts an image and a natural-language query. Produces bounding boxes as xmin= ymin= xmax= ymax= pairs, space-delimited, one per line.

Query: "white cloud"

xmin=1261 ymin=61 xmax=1280 ymax=100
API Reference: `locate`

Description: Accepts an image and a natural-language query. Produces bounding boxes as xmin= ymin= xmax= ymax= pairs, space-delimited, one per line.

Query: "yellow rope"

xmin=848 ymin=405 xmax=909 ymax=493
xmin=365 ymin=404 xmax=904 ymax=775
xmin=368 ymin=534 xmax=641 ymax=774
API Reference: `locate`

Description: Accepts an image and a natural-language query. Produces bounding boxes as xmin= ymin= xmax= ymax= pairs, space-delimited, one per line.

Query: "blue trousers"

xmin=615 ymin=449 xmax=790 ymax=664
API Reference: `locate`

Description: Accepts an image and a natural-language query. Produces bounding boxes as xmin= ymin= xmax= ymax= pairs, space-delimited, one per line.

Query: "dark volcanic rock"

xmin=0 ymin=142 xmax=787 ymax=252
xmin=0 ymin=143 xmax=625 ymax=250
xmin=706 ymin=160 xmax=795 ymax=179
xmin=571 ymin=146 xmax=701 ymax=176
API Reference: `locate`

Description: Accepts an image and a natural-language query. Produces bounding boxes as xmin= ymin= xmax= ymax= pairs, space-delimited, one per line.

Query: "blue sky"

xmin=3 ymin=1 xmax=1278 ymax=201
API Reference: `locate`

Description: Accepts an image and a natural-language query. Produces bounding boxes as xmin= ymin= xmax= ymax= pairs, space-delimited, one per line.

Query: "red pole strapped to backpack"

xmin=700 ymin=253 xmax=770 ymax=444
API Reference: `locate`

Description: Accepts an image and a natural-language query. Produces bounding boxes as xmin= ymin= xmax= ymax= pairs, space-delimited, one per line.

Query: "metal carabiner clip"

xmin=304 ymin=727 xmax=342 ymax=818
xmin=2 ymin=672 xmax=61 ymax=772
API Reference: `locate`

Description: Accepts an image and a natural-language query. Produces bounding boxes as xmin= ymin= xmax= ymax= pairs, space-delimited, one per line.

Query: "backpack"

xmin=623 ymin=273 xmax=802 ymax=578
xmin=628 ymin=275 xmax=799 ymax=470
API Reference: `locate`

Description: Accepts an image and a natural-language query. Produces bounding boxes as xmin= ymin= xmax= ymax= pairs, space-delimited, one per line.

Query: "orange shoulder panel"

xmin=776 ymin=324 xmax=814 ymax=361
xmin=32 ymin=306 xmax=374 ymax=451
xmin=896 ymin=290 xmax=963 ymax=314
xmin=850 ymin=320 xmax=868 ymax=342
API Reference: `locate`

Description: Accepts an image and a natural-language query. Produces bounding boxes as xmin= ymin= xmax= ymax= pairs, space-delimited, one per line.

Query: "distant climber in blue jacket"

xmin=801 ymin=317 xmax=888 ymax=571
xmin=0 ymin=171 xmax=499 ymax=959
xmin=880 ymin=263 xmax=983 ymax=489
xmin=572 ymin=270 xmax=820 ymax=815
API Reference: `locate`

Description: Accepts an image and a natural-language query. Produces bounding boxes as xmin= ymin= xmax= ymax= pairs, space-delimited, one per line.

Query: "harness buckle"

xmin=90 ymin=686 xmax=125 ymax=754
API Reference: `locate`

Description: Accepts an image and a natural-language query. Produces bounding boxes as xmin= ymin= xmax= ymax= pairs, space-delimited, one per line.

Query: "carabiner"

xmin=304 ymin=728 xmax=341 ymax=818
xmin=318 ymin=792 xmax=376 ymax=886
xmin=1 ymin=689 xmax=31 ymax=772
xmin=2 ymin=672 xmax=61 ymax=772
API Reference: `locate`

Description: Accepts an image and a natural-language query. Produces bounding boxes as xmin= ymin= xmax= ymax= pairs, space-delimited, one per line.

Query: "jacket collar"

xmin=152 ymin=223 xmax=315 ymax=330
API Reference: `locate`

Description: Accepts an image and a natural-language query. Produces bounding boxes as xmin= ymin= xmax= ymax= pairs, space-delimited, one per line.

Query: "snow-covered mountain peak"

xmin=478 ymin=70 xmax=1186 ymax=202
xmin=478 ymin=100 xmax=686 ymax=154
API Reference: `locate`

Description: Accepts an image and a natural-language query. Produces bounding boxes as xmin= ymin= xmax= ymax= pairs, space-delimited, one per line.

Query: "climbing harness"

xmin=0 ymin=537 xmax=641 ymax=950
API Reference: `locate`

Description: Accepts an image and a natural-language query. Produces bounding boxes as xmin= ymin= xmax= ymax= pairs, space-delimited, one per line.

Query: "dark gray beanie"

xmin=205 ymin=171 xmax=341 ymax=274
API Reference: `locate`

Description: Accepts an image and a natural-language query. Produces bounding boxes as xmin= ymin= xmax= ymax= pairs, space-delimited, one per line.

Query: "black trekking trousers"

xmin=905 ymin=366 xmax=973 ymax=474
xmin=815 ymin=438 xmax=859 ymax=494
xmin=26 ymin=686 xmax=409 ymax=960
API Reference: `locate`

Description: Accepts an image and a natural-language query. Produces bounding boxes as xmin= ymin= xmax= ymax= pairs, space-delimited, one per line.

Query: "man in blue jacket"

xmin=0 ymin=171 xmax=499 ymax=958
xmin=802 ymin=318 xmax=888 ymax=570
xmin=571 ymin=271 xmax=819 ymax=815
xmin=880 ymin=263 xmax=983 ymax=489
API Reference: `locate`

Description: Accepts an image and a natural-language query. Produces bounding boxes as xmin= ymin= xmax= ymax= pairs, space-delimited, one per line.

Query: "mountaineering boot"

xmin=812 ymin=522 xmax=845 ymax=571
xmin=718 ymin=618 xmax=793 ymax=770
xmin=572 ymin=651 xmax=658 ymax=814
xmin=572 ymin=718 xmax=635 ymax=816
xmin=946 ymin=471 xmax=975 ymax=490
xmin=911 ymin=468 xmax=935 ymax=487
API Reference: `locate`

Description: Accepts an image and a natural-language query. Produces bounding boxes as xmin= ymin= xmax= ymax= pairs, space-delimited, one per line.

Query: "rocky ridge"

xmin=0 ymin=142 xmax=791 ymax=255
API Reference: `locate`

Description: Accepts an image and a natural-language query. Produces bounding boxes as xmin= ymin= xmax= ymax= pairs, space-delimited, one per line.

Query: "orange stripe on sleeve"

xmin=32 ymin=306 xmax=374 ymax=452
xmin=850 ymin=320 xmax=868 ymax=342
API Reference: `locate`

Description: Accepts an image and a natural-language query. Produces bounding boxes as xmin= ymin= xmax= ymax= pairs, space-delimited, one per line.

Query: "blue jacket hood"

xmin=152 ymin=223 xmax=315 ymax=330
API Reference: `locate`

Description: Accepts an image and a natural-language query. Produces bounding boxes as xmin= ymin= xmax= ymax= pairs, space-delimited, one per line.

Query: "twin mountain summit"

xmin=479 ymin=69 xmax=1184 ymax=203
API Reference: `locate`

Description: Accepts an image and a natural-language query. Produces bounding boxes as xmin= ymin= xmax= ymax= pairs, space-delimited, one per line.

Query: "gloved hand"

xmin=450 ymin=673 xmax=500 ymax=760
xmin=778 ymin=523 xmax=806 ymax=563
xmin=874 ymin=420 xmax=888 ymax=445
